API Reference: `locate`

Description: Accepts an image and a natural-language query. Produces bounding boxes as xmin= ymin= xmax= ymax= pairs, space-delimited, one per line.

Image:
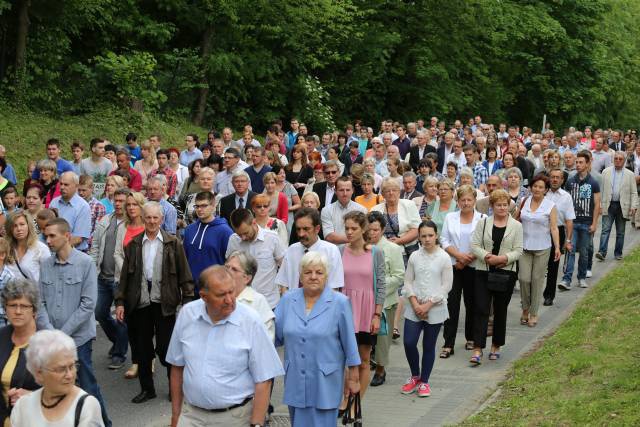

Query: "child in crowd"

xmin=0 ymin=238 xmax=15 ymax=326
xmin=1 ymin=187 xmax=21 ymax=214
xmin=35 ymin=208 xmax=57 ymax=242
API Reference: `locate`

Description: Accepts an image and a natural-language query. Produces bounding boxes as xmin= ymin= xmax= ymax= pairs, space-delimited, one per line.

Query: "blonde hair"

xmin=125 ymin=192 xmax=147 ymax=224
xmin=489 ymin=189 xmax=510 ymax=206
xmin=4 ymin=211 xmax=38 ymax=253
xmin=301 ymin=192 xmax=320 ymax=208
xmin=0 ymin=238 xmax=13 ymax=264
xmin=456 ymin=184 xmax=476 ymax=200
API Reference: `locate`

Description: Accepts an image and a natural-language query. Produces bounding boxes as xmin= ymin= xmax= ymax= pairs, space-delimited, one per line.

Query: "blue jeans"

xmin=598 ymin=202 xmax=626 ymax=258
xmin=403 ymin=319 xmax=442 ymax=383
xmin=563 ymin=222 xmax=591 ymax=282
xmin=96 ymin=278 xmax=128 ymax=359
xmin=77 ymin=340 xmax=112 ymax=427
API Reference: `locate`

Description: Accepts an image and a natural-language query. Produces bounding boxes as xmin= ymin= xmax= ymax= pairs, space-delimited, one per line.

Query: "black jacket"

xmin=0 ymin=326 xmax=39 ymax=425
xmin=409 ymin=144 xmax=436 ymax=172
xmin=311 ymin=182 xmax=337 ymax=210
xmin=218 ymin=191 xmax=258 ymax=223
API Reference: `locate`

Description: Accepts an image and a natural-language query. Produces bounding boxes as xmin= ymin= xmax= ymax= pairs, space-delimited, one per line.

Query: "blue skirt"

xmin=288 ymin=406 xmax=339 ymax=427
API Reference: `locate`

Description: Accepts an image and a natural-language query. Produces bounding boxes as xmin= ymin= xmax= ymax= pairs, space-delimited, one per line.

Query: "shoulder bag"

xmin=74 ymin=393 xmax=89 ymax=427
xmin=384 ymin=208 xmax=419 ymax=258
xmin=481 ymin=219 xmax=513 ymax=292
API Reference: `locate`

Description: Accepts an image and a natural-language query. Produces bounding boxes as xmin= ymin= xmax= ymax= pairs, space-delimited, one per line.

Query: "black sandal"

xmin=392 ymin=328 xmax=400 ymax=340
xmin=465 ymin=341 xmax=474 ymax=350
xmin=439 ymin=348 xmax=454 ymax=358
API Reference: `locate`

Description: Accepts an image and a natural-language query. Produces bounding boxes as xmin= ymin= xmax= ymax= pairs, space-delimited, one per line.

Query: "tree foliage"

xmin=0 ymin=0 xmax=638 ymax=131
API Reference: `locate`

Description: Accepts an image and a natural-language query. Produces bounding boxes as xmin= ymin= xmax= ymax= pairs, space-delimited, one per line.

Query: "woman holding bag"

xmin=401 ymin=220 xmax=453 ymax=397
xmin=339 ymin=211 xmax=385 ymax=408
xmin=469 ymin=189 xmax=523 ymax=365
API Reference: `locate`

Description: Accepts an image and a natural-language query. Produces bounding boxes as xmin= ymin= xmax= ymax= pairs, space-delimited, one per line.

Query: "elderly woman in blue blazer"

xmin=275 ymin=252 xmax=361 ymax=426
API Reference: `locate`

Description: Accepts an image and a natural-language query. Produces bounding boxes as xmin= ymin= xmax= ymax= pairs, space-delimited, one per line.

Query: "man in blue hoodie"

xmin=183 ymin=192 xmax=234 ymax=294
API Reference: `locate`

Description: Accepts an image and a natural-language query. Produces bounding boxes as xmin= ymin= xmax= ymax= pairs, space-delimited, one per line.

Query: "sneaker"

xmin=615 ymin=255 xmax=623 ymax=261
xmin=586 ymin=270 xmax=592 ymax=278
xmin=401 ymin=376 xmax=421 ymax=394
xmin=578 ymin=279 xmax=588 ymax=288
xmin=595 ymin=252 xmax=605 ymax=261
xmin=416 ymin=382 xmax=431 ymax=397
xmin=558 ymin=280 xmax=572 ymax=291
xmin=108 ymin=357 xmax=126 ymax=370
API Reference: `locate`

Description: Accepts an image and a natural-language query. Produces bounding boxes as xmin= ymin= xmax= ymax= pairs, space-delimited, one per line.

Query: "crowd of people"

xmin=0 ymin=115 xmax=636 ymax=426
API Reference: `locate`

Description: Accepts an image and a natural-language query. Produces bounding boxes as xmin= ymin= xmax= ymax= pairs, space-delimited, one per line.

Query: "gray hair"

xmin=361 ymin=173 xmax=375 ymax=185
xmin=506 ymin=167 xmax=523 ymax=181
xmin=459 ymin=167 xmax=473 ymax=179
xmin=60 ymin=171 xmax=79 ymax=184
xmin=147 ymin=174 xmax=167 ymax=187
xmin=422 ymin=176 xmax=440 ymax=191
xmin=324 ymin=160 xmax=339 ymax=171
xmin=37 ymin=159 xmax=57 ymax=173
xmin=231 ymin=170 xmax=250 ymax=182
xmin=142 ymin=201 xmax=164 ymax=218
xmin=363 ymin=157 xmax=376 ymax=167
xmin=371 ymin=137 xmax=382 ymax=146
xmin=227 ymin=250 xmax=258 ymax=286
xmin=1 ymin=278 xmax=39 ymax=313
xmin=26 ymin=330 xmax=77 ymax=377
xmin=402 ymin=171 xmax=417 ymax=180
xmin=299 ymin=251 xmax=328 ymax=280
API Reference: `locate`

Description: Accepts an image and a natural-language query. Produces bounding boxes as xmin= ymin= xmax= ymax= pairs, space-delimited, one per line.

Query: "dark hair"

xmin=530 ymin=173 xmax=550 ymax=189
xmin=156 ymin=148 xmax=170 ymax=159
xmin=367 ymin=211 xmax=387 ymax=229
xmin=113 ymin=187 xmax=132 ymax=198
xmin=126 ymin=132 xmax=137 ymax=143
xmin=343 ymin=211 xmax=367 ymax=230
xmin=116 ymin=148 xmax=131 ymax=159
xmin=188 ymin=159 xmax=205 ymax=179
xmin=104 ymin=144 xmax=116 ymax=154
xmin=446 ymin=161 xmax=458 ymax=170
xmin=206 ymin=154 xmax=223 ymax=170
xmin=225 ymin=148 xmax=240 ymax=158
xmin=271 ymin=164 xmax=283 ymax=176
xmin=0 ymin=157 xmax=6 ymax=173
xmin=89 ymin=138 xmax=104 ymax=150
xmin=462 ymin=144 xmax=475 ymax=153
xmin=195 ymin=191 xmax=215 ymax=203
xmin=486 ymin=145 xmax=498 ymax=158
xmin=24 ymin=182 xmax=45 ymax=198
xmin=71 ymin=141 xmax=84 ymax=150
xmin=294 ymin=207 xmax=321 ymax=228
xmin=229 ymin=208 xmax=254 ymax=229
xmin=418 ymin=219 xmax=438 ymax=234
xmin=46 ymin=138 xmax=60 ymax=148
xmin=46 ymin=217 xmax=70 ymax=234
xmin=577 ymin=150 xmax=591 ymax=162
xmin=418 ymin=158 xmax=433 ymax=169
xmin=113 ymin=169 xmax=131 ymax=182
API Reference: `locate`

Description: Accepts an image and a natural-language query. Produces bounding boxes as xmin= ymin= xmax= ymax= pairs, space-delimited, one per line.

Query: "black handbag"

xmin=481 ymin=219 xmax=513 ymax=292
xmin=342 ymin=392 xmax=363 ymax=426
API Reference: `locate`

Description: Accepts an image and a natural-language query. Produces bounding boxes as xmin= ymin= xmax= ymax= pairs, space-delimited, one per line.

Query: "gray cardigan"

xmin=470 ymin=216 xmax=523 ymax=272
xmin=339 ymin=245 xmax=386 ymax=305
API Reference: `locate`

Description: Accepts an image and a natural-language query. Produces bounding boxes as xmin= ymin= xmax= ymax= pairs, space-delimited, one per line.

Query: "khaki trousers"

xmin=177 ymin=401 xmax=253 ymax=427
xmin=518 ymin=248 xmax=551 ymax=316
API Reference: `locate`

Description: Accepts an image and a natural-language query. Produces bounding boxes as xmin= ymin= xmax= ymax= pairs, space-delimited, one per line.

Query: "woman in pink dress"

xmin=339 ymin=211 xmax=385 ymax=409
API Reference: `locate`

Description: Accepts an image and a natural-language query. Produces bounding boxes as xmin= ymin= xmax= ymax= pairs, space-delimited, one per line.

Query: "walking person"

xmin=595 ymin=152 xmax=638 ymax=261
xmin=469 ymin=190 xmax=523 ymax=365
xmin=439 ymin=185 xmax=485 ymax=358
xmin=516 ymin=175 xmax=561 ymax=327
xmin=367 ymin=211 xmax=404 ymax=387
xmin=401 ymin=221 xmax=453 ymax=397
xmin=543 ymin=168 xmax=575 ymax=306
xmin=338 ymin=211 xmax=385 ymax=407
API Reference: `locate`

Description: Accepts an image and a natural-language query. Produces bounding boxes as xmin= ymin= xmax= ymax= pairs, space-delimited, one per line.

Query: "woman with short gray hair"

xmin=11 ymin=329 xmax=104 ymax=426
xmin=505 ymin=167 xmax=530 ymax=206
xmin=0 ymin=279 xmax=40 ymax=426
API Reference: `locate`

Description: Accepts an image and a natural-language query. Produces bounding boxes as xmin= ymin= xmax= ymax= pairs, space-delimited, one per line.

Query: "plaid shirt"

xmin=471 ymin=162 xmax=489 ymax=188
xmin=0 ymin=266 xmax=15 ymax=324
xmin=149 ymin=167 xmax=178 ymax=197
xmin=88 ymin=197 xmax=106 ymax=250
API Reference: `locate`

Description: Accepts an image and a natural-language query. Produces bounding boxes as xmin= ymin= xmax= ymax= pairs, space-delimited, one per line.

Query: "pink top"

xmin=341 ymin=247 xmax=374 ymax=333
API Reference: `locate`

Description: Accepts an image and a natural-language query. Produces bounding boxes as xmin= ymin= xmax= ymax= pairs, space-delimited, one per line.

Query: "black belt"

xmin=198 ymin=396 xmax=252 ymax=413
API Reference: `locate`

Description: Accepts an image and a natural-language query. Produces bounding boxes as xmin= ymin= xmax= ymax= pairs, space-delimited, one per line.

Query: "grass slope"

xmin=461 ymin=247 xmax=640 ymax=426
xmin=0 ymin=105 xmax=208 ymax=179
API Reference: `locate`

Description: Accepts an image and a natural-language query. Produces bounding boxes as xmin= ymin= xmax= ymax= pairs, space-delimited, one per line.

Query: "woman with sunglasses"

xmin=251 ymin=194 xmax=288 ymax=248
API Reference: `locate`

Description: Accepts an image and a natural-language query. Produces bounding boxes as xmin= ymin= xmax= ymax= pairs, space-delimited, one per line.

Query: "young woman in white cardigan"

xmin=401 ymin=220 xmax=453 ymax=398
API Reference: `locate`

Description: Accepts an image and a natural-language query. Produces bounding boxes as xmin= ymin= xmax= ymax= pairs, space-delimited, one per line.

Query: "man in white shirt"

xmin=276 ymin=208 xmax=344 ymax=293
xmin=446 ymin=140 xmax=466 ymax=168
xmin=321 ymin=177 xmax=367 ymax=244
xmin=591 ymin=137 xmax=613 ymax=173
xmin=226 ymin=209 xmax=284 ymax=309
xmin=543 ymin=168 xmax=575 ymax=306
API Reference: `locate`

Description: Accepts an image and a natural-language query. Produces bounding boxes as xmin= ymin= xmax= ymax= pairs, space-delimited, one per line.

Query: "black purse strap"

xmin=13 ymin=250 xmax=29 ymax=279
xmin=74 ymin=393 xmax=89 ymax=427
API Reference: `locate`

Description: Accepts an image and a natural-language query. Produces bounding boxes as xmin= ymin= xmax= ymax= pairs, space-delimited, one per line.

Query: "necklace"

xmin=41 ymin=393 xmax=67 ymax=409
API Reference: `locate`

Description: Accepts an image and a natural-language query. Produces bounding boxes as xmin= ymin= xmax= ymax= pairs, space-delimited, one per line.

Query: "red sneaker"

xmin=417 ymin=382 xmax=431 ymax=397
xmin=401 ymin=376 xmax=421 ymax=394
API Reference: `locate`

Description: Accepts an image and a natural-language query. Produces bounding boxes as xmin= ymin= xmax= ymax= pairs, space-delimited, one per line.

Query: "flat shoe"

xmin=488 ymin=352 xmax=500 ymax=361
xmin=439 ymin=348 xmax=454 ymax=359
xmin=520 ymin=317 xmax=528 ymax=325
xmin=469 ymin=353 xmax=482 ymax=365
xmin=131 ymin=390 xmax=156 ymax=404
xmin=370 ymin=372 xmax=386 ymax=387
xmin=465 ymin=341 xmax=474 ymax=350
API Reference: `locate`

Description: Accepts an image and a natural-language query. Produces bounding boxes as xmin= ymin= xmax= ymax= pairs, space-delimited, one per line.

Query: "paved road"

xmin=94 ymin=227 xmax=640 ymax=426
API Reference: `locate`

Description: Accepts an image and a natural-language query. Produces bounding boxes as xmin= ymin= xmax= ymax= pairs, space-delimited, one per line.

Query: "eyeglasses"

xmin=324 ymin=170 xmax=338 ymax=175
xmin=6 ymin=303 xmax=33 ymax=311
xmin=254 ymin=204 xmax=269 ymax=209
xmin=44 ymin=362 xmax=79 ymax=375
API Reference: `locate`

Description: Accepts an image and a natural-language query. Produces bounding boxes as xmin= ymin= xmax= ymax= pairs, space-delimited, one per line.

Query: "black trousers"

xmin=472 ymin=270 xmax=516 ymax=349
xmin=544 ymin=226 xmax=566 ymax=301
xmin=126 ymin=303 xmax=175 ymax=393
xmin=443 ymin=266 xmax=475 ymax=348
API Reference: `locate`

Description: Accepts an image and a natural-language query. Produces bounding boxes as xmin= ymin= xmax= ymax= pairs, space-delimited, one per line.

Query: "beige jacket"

xmin=600 ymin=166 xmax=638 ymax=219
xmin=471 ymin=216 xmax=523 ymax=272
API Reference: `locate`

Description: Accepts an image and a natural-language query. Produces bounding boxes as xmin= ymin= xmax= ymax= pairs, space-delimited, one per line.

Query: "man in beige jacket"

xmin=596 ymin=152 xmax=638 ymax=261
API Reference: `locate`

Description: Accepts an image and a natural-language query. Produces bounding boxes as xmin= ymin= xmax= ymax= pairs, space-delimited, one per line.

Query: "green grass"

xmin=0 ymin=104 xmax=208 ymax=179
xmin=461 ymin=247 xmax=640 ymax=426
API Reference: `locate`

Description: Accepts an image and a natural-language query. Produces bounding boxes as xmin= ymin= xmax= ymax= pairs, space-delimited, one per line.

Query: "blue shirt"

xmin=180 ymin=148 xmax=203 ymax=167
xmin=36 ymin=249 xmax=97 ymax=347
xmin=166 ymin=300 xmax=283 ymax=409
xmin=31 ymin=158 xmax=74 ymax=180
xmin=49 ymin=193 xmax=92 ymax=251
xmin=2 ymin=164 xmax=17 ymax=185
xmin=159 ymin=198 xmax=177 ymax=234
xmin=128 ymin=145 xmax=142 ymax=163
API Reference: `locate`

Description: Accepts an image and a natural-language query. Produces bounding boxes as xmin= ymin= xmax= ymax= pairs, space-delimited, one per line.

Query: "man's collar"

xmin=143 ymin=231 xmax=163 ymax=243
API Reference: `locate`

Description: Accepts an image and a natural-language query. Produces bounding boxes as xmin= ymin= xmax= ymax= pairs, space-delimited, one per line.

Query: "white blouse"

xmin=11 ymin=388 xmax=104 ymax=427
xmin=402 ymin=246 xmax=453 ymax=324
xmin=520 ymin=197 xmax=555 ymax=250
xmin=7 ymin=241 xmax=51 ymax=282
